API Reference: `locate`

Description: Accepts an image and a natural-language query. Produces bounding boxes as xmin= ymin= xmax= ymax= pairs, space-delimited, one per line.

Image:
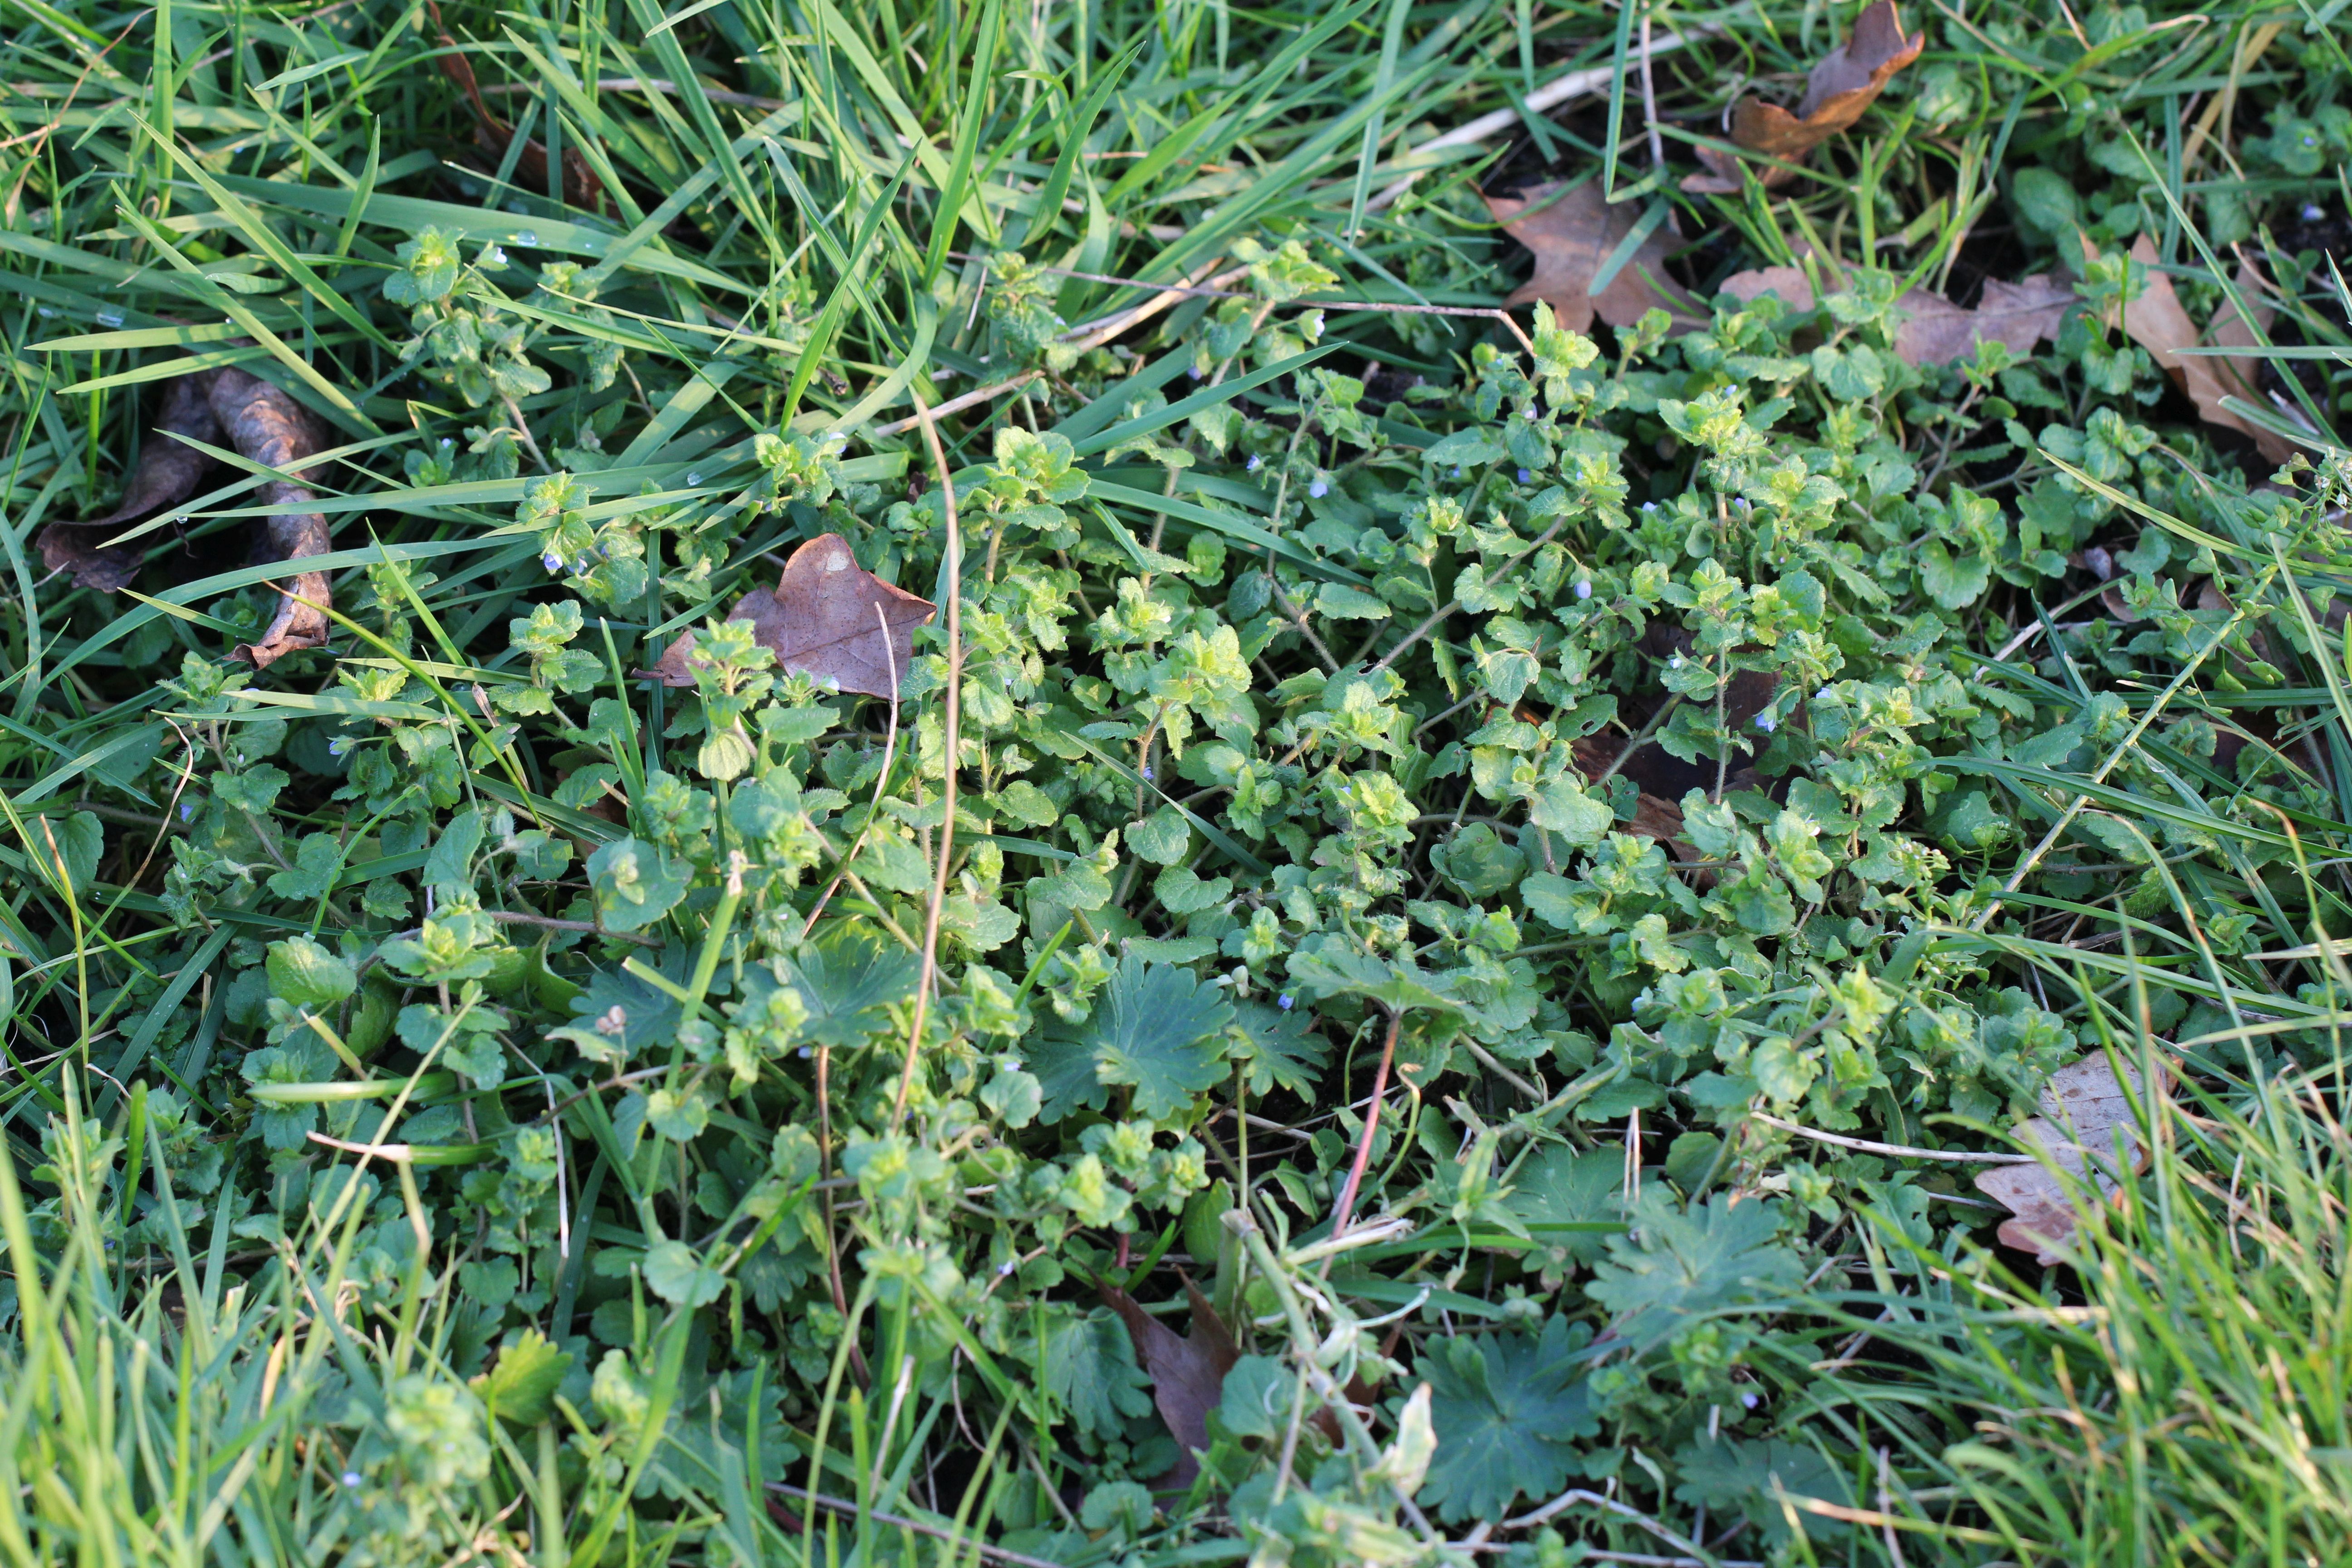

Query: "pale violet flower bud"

xmin=1278 ymin=993 xmax=1294 ymax=1010
xmin=542 ymin=552 xmax=563 ymax=573
xmin=1574 ymin=581 xmax=1592 ymax=600
xmin=343 ymin=1471 xmax=363 ymax=1489
xmin=2304 ymin=204 xmax=2327 ymax=221
xmin=1247 ymin=454 xmax=1262 ymax=471
xmin=1516 ymin=467 xmax=1532 ymax=483
xmin=1308 ymin=478 xmax=1329 ymax=499
xmin=1669 ymin=655 xmax=1682 ymax=669
xmin=1755 ymin=713 xmax=1776 ymax=733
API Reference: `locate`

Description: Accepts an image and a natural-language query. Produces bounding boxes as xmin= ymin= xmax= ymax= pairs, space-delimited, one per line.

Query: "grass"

xmin=2 ymin=0 xmax=2351 ymax=1563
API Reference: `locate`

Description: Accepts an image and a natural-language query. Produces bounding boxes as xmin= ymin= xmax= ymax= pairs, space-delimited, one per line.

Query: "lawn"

xmin=1 ymin=0 xmax=2349 ymax=1563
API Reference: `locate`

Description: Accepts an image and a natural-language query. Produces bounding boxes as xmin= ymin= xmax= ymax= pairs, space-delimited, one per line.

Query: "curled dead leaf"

xmin=2094 ymin=236 xmax=2297 ymax=465
xmin=39 ymin=371 xmax=222 ymax=591
xmin=41 ymin=366 xmax=333 ymax=668
xmin=1102 ymin=1278 xmax=1239 ymax=1491
xmin=1485 ymin=178 xmax=1704 ymax=334
xmin=1685 ymin=0 xmax=1923 ymax=192
xmin=1974 ymin=1053 xmax=2168 ymax=1266
xmin=651 ymin=533 xmax=936 ymax=698
xmin=209 ymin=369 xmax=335 ymax=668
xmin=1720 ymin=255 xmax=2071 ymax=366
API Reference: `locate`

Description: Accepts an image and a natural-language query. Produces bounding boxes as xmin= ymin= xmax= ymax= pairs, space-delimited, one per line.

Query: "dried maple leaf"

xmin=39 ymin=371 xmax=221 ymax=591
xmin=1102 ymin=1278 xmax=1239 ymax=1490
xmin=1974 ymin=1054 xmax=2167 ymax=1265
xmin=1485 ymin=178 xmax=1704 ymax=334
xmin=1685 ymin=0 xmax=1924 ymax=193
xmin=426 ymin=0 xmax=605 ymax=213
xmin=2099 ymin=236 xmax=2296 ymax=464
xmin=42 ymin=366 xmax=333 ymax=668
xmin=1721 ymin=256 xmax=2071 ymax=366
xmin=652 ymin=533 xmax=935 ymax=697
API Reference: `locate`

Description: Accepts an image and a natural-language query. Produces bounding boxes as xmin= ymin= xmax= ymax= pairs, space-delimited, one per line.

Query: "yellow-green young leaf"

xmin=470 ymin=1330 xmax=574 ymax=1426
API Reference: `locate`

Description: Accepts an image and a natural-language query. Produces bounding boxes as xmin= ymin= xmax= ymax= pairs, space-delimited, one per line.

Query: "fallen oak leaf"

xmin=1684 ymin=0 xmax=1924 ymax=193
xmin=2099 ymin=236 xmax=2297 ymax=465
xmin=1101 ymin=1277 xmax=1239 ymax=1491
xmin=1720 ymin=255 xmax=2071 ymax=365
xmin=39 ymin=370 xmax=223 ymax=590
xmin=426 ymin=0 xmax=606 ymax=213
xmin=651 ymin=532 xmax=935 ymax=697
xmin=1973 ymin=1053 xmax=2168 ymax=1266
xmin=1485 ymin=178 xmax=1705 ymax=334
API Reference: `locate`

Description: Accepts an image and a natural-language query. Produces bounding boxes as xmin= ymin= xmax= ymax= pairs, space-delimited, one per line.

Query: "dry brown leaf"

xmin=2097 ymin=236 xmax=2296 ymax=465
xmin=652 ymin=533 xmax=935 ymax=697
xmin=1974 ymin=1054 xmax=2167 ymax=1265
xmin=427 ymin=0 xmax=606 ymax=213
xmin=41 ymin=367 xmax=333 ymax=668
xmin=39 ymin=371 xmax=223 ymax=591
xmin=209 ymin=368 xmax=335 ymax=668
xmin=1485 ymin=178 xmax=1704 ymax=334
xmin=1102 ymin=1278 xmax=1239 ymax=1490
xmin=1685 ymin=0 xmax=1924 ymax=192
xmin=1720 ymin=258 xmax=2070 ymax=365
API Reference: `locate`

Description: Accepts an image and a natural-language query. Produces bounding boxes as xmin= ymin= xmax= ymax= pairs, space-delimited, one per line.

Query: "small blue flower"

xmin=1450 ymin=465 xmax=1463 ymax=478
xmin=1247 ymin=454 xmax=1262 ymax=471
xmin=1189 ymin=365 xmax=1205 ymax=380
xmin=541 ymin=552 xmax=563 ymax=573
xmin=1735 ymin=497 xmax=1751 ymax=512
xmin=574 ymin=557 xmax=593 ymax=573
xmin=1642 ymin=501 xmax=1657 ymax=512
xmin=1278 ymin=993 xmax=1294 ymax=1010
xmin=179 ymin=802 xmax=196 ymax=823
xmin=1754 ymin=713 xmax=1776 ymax=733
xmin=2304 ymin=132 xmax=2320 ymax=147
xmin=1516 ymin=467 xmax=1532 ymax=484
xmin=1574 ymin=581 xmax=1592 ymax=601
xmin=342 ymin=1471 xmax=363 ymax=1489
xmin=327 ymin=739 xmax=347 ymax=757
xmin=1740 ymin=1391 xmax=1761 ymax=1410
xmin=2305 ymin=204 xmax=2327 ymax=222
xmin=1308 ymin=478 xmax=1329 ymax=499
xmin=1142 ymin=766 xmax=1153 ymax=780
xmin=1669 ymin=655 xmax=1682 ymax=669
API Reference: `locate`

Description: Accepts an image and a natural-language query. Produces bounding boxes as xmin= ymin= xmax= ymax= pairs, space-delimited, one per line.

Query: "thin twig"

xmin=1328 ymin=1011 xmax=1402 ymax=1235
xmin=1364 ymin=26 xmax=1721 ymax=211
xmin=871 ymin=371 xmax=1040 ymax=437
xmin=1059 ymin=258 xmax=1239 ymax=349
xmin=989 ymin=257 xmax=1539 ymax=355
xmin=1751 ymin=1112 xmax=2034 ymax=1164
xmin=895 ymin=388 xmax=964 ymax=1130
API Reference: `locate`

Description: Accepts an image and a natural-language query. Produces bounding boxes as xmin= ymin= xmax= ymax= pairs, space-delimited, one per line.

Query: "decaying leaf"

xmin=427 ymin=0 xmax=606 ymax=213
xmin=1974 ymin=1053 xmax=2167 ymax=1265
xmin=2099 ymin=236 xmax=2296 ymax=464
xmin=40 ymin=366 xmax=334 ymax=668
xmin=1721 ymin=255 xmax=2071 ymax=366
xmin=652 ymin=533 xmax=936 ymax=697
xmin=210 ymin=369 xmax=336 ymax=667
xmin=39 ymin=372 xmax=221 ymax=591
xmin=1485 ymin=178 xmax=1705 ymax=334
xmin=1685 ymin=0 xmax=1924 ymax=193
xmin=1102 ymin=1278 xmax=1239 ymax=1490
